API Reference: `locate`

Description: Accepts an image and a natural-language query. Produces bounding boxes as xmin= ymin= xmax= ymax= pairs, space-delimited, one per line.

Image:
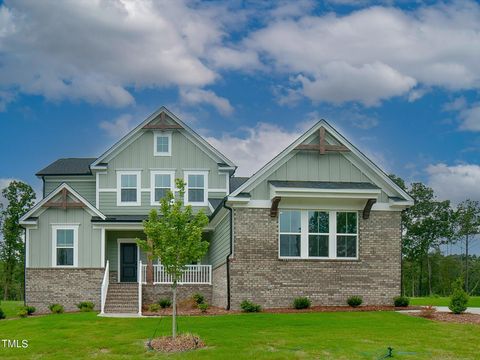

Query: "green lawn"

xmin=0 ymin=311 xmax=479 ymax=359
xmin=410 ymin=296 xmax=480 ymax=307
xmin=0 ymin=301 xmax=24 ymax=318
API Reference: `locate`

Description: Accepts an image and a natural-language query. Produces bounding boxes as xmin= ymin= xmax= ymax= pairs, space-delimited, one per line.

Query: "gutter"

xmin=222 ymin=200 xmax=233 ymax=310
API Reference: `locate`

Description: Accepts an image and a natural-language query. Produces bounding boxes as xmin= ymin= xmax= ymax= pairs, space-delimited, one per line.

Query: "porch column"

xmin=146 ymin=238 xmax=154 ymax=285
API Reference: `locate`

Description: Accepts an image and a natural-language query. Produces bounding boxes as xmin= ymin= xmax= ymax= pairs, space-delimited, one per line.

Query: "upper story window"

xmin=151 ymin=171 xmax=175 ymax=205
xmin=279 ymin=210 xmax=358 ymax=260
xmin=52 ymin=225 xmax=78 ymax=267
xmin=117 ymin=171 xmax=141 ymax=206
xmin=154 ymin=132 xmax=172 ymax=156
xmin=184 ymin=171 xmax=208 ymax=206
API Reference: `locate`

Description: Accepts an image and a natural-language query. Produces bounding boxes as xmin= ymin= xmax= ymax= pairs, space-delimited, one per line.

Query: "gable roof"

xmin=269 ymin=181 xmax=380 ymax=190
xmin=229 ymin=120 xmax=413 ymax=203
xmin=36 ymin=158 xmax=96 ymax=176
xmin=90 ymin=106 xmax=236 ymax=169
xmin=20 ymin=183 xmax=106 ymax=225
xmin=229 ymin=177 xmax=249 ymax=193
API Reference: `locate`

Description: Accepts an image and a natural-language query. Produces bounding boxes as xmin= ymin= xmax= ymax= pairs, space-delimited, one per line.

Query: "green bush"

xmin=49 ymin=304 xmax=64 ymax=314
xmin=76 ymin=301 xmax=95 ymax=312
xmin=347 ymin=296 xmax=363 ymax=308
xmin=0 ymin=308 xmax=4 ymax=320
xmin=148 ymin=303 xmax=160 ymax=312
xmin=293 ymin=297 xmax=311 ymax=309
xmin=449 ymin=278 xmax=469 ymax=314
xmin=17 ymin=309 xmax=28 ymax=318
xmin=157 ymin=298 xmax=172 ymax=309
xmin=193 ymin=293 xmax=205 ymax=305
xmin=393 ymin=296 xmax=410 ymax=307
xmin=240 ymin=300 xmax=261 ymax=313
xmin=25 ymin=306 xmax=36 ymax=315
xmin=198 ymin=303 xmax=209 ymax=313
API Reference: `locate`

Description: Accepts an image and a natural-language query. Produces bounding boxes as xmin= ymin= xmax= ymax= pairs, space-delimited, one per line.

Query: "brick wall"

xmin=211 ymin=263 xmax=228 ymax=308
xmin=143 ymin=284 xmax=212 ymax=305
xmin=26 ymin=268 xmax=104 ymax=313
xmin=230 ymin=208 xmax=401 ymax=309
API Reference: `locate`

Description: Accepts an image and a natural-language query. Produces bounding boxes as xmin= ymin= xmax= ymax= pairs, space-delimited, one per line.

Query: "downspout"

xmin=23 ymin=227 xmax=26 ymax=306
xmin=223 ymin=200 xmax=233 ymax=310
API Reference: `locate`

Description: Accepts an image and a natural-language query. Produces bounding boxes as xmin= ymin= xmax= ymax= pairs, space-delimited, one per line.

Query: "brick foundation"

xmin=211 ymin=263 xmax=228 ymax=308
xmin=229 ymin=208 xmax=401 ymax=309
xmin=142 ymin=284 xmax=212 ymax=305
xmin=26 ymin=268 xmax=104 ymax=313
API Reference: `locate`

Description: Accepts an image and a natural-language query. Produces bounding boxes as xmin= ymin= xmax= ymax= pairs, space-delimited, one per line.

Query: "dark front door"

xmin=120 ymin=243 xmax=137 ymax=282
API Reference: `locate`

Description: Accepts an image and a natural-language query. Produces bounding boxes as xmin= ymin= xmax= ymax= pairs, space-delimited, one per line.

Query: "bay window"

xmin=278 ymin=210 xmax=358 ymax=260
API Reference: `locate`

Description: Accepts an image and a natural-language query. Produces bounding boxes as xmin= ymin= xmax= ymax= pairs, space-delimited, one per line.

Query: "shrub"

xmin=49 ymin=304 xmax=64 ymax=314
xmin=158 ymin=298 xmax=172 ymax=309
xmin=192 ymin=293 xmax=205 ymax=305
xmin=449 ymin=278 xmax=469 ymax=314
xmin=17 ymin=308 xmax=28 ymax=318
xmin=148 ymin=303 xmax=160 ymax=312
xmin=347 ymin=296 xmax=363 ymax=308
xmin=25 ymin=306 xmax=36 ymax=315
xmin=198 ymin=303 xmax=209 ymax=313
xmin=393 ymin=296 xmax=410 ymax=307
xmin=0 ymin=308 xmax=4 ymax=320
xmin=76 ymin=301 xmax=95 ymax=312
xmin=240 ymin=300 xmax=261 ymax=313
xmin=419 ymin=305 xmax=436 ymax=319
xmin=293 ymin=297 xmax=311 ymax=309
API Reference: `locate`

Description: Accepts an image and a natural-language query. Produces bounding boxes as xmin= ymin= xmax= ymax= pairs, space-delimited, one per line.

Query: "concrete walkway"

xmin=397 ymin=306 xmax=480 ymax=314
xmin=98 ymin=313 xmax=144 ymax=318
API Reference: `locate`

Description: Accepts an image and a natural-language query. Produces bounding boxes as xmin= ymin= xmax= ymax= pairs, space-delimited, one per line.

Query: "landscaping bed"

xmin=409 ymin=311 xmax=480 ymax=325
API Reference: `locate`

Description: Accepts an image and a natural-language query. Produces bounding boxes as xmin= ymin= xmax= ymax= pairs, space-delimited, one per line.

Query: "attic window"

xmin=154 ymin=132 xmax=172 ymax=156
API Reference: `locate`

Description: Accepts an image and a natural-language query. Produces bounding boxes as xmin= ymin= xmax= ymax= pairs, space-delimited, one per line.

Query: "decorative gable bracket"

xmin=142 ymin=111 xmax=183 ymax=130
xmin=43 ymin=188 xmax=85 ymax=210
xmin=294 ymin=127 xmax=349 ymax=154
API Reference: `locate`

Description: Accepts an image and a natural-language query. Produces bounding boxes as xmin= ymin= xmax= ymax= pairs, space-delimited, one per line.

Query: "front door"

xmin=120 ymin=243 xmax=137 ymax=282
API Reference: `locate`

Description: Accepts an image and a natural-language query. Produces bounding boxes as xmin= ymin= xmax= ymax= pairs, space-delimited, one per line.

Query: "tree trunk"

xmin=427 ymin=255 xmax=432 ymax=296
xmin=172 ymin=282 xmax=177 ymax=339
xmin=465 ymin=234 xmax=469 ymax=293
xmin=418 ymin=258 xmax=424 ymax=297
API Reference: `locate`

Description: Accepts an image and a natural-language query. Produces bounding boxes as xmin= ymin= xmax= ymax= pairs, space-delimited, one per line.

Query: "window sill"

xmin=117 ymin=203 xmax=141 ymax=207
xmin=278 ymin=257 xmax=359 ymax=262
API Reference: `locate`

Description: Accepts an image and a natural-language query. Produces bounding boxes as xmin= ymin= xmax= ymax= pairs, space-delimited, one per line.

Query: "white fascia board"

xmin=227 ymin=196 xmax=251 ymax=203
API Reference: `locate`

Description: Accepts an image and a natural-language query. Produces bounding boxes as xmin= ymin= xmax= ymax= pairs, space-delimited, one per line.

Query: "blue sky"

xmin=0 ymin=0 xmax=479 ymax=211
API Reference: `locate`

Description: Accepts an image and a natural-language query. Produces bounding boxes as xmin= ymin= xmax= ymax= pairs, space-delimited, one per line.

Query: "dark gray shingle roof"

xmin=269 ymin=180 xmax=380 ymax=190
xmin=229 ymin=177 xmax=249 ymax=193
xmin=36 ymin=158 xmax=96 ymax=176
xmin=208 ymin=198 xmax=224 ymax=212
xmin=91 ymin=215 xmax=148 ymax=223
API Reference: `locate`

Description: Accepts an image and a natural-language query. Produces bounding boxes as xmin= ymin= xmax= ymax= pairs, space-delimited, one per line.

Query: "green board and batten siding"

xmin=28 ymin=208 xmax=102 ymax=268
xmin=105 ymin=231 xmax=149 ymax=275
xmin=205 ymin=213 xmax=230 ymax=268
xmin=44 ymin=177 xmax=96 ymax=205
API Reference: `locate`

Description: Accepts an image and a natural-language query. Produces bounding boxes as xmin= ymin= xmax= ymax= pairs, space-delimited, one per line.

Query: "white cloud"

xmin=459 ymin=104 xmax=480 ymax=132
xmin=245 ymin=1 xmax=480 ymax=106
xmin=206 ymin=122 xmax=310 ymax=176
xmin=0 ymin=0 xmax=228 ymax=107
xmin=180 ymin=88 xmax=234 ymax=116
xmin=427 ymin=163 xmax=480 ymax=204
xmin=99 ymin=114 xmax=135 ymax=138
xmin=0 ymin=178 xmax=17 ymax=209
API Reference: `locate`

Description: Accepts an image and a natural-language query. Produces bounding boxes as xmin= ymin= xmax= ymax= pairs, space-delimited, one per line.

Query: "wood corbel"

xmin=362 ymin=199 xmax=377 ymax=219
xmin=270 ymin=196 xmax=282 ymax=217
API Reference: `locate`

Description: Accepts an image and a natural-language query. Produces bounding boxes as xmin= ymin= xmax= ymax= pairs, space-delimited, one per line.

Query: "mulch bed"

xmin=148 ymin=334 xmax=205 ymax=353
xmin=142 ymin=305 xmax=421 ymax=316
xmin=409 ymin=311 xmax=480 ymax=325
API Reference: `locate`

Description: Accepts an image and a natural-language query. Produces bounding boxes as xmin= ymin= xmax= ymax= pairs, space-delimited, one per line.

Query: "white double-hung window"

xmin=279 ymin=210 xmax=358 ymax=260
xmin=184 ymin=171 xmax=208 ymax=206
xmin=151 ymin=171 xmax=175 ymax=205
xmin=154 ymin=132 xmax=172 ymax=156
xmin=52 ymin=225 xmax=78 ymax=267
xmin=117 ymin=171 xmax=141 ymax=206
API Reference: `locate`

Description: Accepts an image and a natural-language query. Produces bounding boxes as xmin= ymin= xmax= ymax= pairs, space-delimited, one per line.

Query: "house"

xmin=20 ymin=107 xmax=413 ymax=314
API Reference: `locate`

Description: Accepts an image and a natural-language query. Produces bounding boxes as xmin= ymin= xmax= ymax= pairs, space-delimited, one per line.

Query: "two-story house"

xmin=20 ymin=107 xmax=412 ymax=314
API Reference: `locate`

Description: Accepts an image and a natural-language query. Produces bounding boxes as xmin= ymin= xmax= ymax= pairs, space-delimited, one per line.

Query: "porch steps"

xmin=104 ymin=283 xmax=138 ymax=314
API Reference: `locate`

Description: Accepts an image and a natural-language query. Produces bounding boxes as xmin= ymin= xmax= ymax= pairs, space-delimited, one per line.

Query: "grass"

xmin=0 ymin=300 xmax=24 ymax=318
xmin=0 ymin=311 xmax=479 ymax=359
xmin=410 ymin=296 xmax=480 ymax=307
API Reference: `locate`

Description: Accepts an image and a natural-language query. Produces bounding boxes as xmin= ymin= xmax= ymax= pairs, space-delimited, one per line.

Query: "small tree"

xmin=449 ymin=277 xmax=469 ymax=314
xmin=137 ymin=179 xmax=209 ymax=338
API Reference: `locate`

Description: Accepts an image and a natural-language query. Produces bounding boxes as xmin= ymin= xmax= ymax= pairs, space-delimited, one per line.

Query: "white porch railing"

xmin=138 ymin=260 xmax=142 ymax=315
xmin=100 ymin=260 xmax=109 ymax=315
xmin=141 ymin=264 xmax=212 ymax=285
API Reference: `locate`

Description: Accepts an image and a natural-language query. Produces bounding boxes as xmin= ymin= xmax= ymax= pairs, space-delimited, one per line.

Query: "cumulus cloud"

xmin=99 ymin=114 xmax=136 ymax=138
xmin=459 ymin=104 xmax=480 ymax=132
xmin=245 ymin=1 xmax=480 ymax=106
xmin=427 ymin=163 xmax=480 ymax=204
xmin=0 ymin=0 xmax=227 ymax=107
xmin=206 ymin=123 xmax=311 ymax=176
xmin=180 ymin=88 xmax=234 ymax=116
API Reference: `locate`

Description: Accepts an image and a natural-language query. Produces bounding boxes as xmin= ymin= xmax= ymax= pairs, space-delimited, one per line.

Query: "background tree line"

xmin=390 ymin=175 xmax=480 ymax=297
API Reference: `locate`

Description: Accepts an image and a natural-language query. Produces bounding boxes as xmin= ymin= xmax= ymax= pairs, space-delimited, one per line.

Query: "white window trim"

xmin=153 ymin=131 xmax=172 ymax=156
xmin=117 ymin=170 xmax=141 ymax=206
xmin=52 ymin=225 xmax=79 ymax=267
xmin=150 ymin=170 xmax=175 ymax=206
xmin=278 ymin=210 xmax=358 ymax=260
xmin=184 ymin=170 xmax=208 ymax=206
